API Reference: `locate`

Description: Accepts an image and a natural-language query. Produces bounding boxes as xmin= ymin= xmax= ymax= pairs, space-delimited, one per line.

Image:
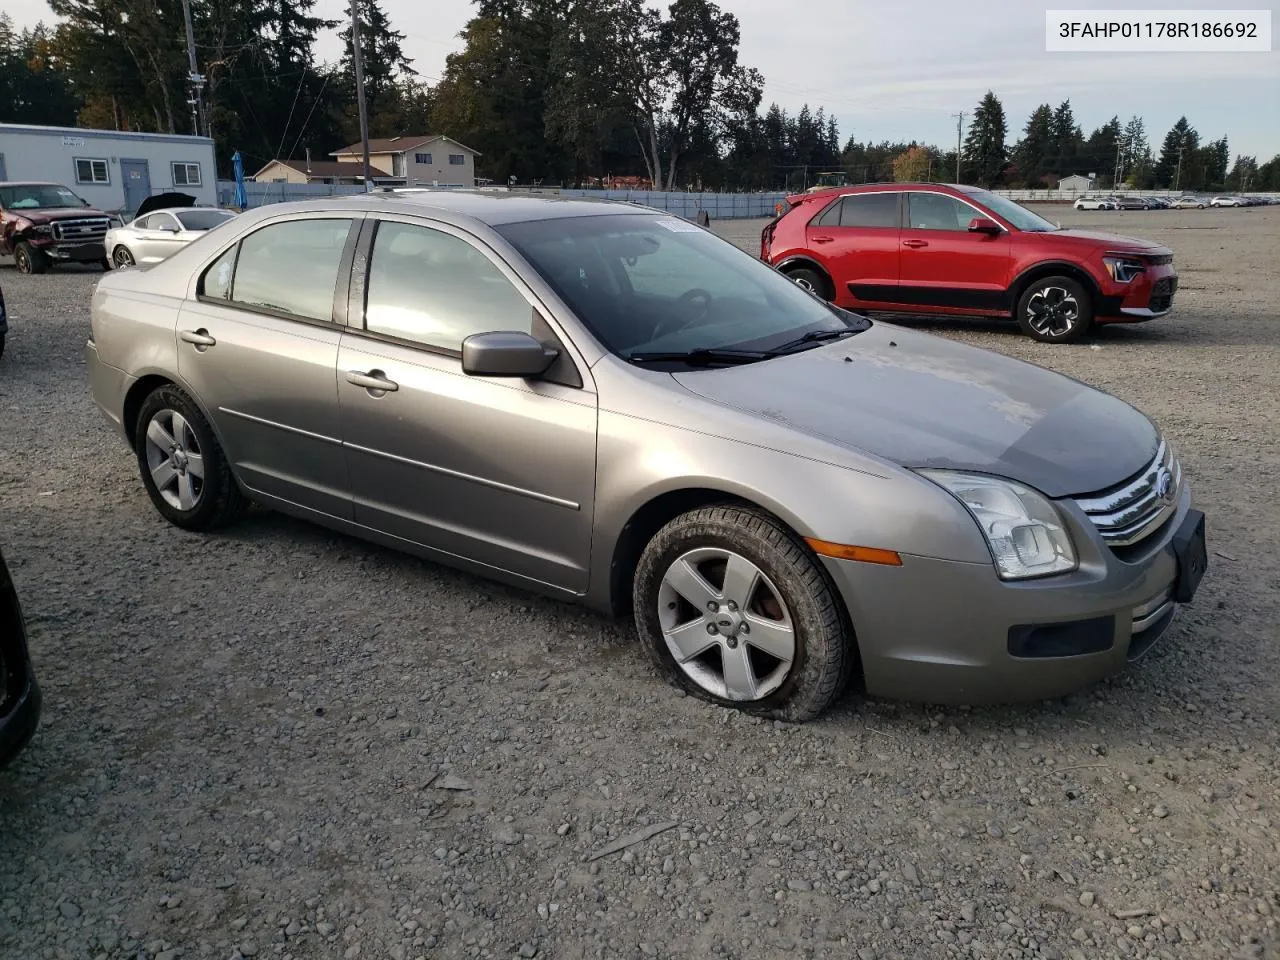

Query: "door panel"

xmin=134 ymin=214 xmax=186 ymax=263
xmin=807 ymin=192 xmax=901 ymax=308
xmin=337 ymin=336 xmax=597 ymax=591
xmin=898 ymin=193 xmax=1012 ymax=312
xmin=177 ymin=300 xmax=350 ymax=518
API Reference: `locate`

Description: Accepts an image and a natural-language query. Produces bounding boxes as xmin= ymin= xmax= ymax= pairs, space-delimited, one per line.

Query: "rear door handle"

xmin=346 ymin=369 xmax=399 ymax=393
xmin=902 ymin=239 xmax=928 ymax=248
xmin=179 ymin=328 xmax=216 ymax=349
xmin=811 ymin=236 xmax=834 ymax=244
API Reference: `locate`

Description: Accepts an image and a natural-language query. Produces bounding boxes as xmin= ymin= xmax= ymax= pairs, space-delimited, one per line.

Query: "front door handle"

xmin=811 ymin=235 xmax=834 ymax=244
xmin=902 ymin=239 xmax=929 ymax=248
xmin=179 ymin=328 xmax=216 ymax=349
xmin=346 ymin=369 xmax=399 ymax=393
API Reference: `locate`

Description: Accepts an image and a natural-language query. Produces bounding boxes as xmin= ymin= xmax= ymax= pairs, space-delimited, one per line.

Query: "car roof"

xmin=248 ymin=189 xmax=657 ymax=227
xmin=794 ymin=182 xmax=983 ymax=202
xmin=0 ymin=180 xmax=67 ymax=188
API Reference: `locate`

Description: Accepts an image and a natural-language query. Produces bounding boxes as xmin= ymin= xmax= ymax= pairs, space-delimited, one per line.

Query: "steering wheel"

xmin=652 ymin=288 xmax=714 ymax=341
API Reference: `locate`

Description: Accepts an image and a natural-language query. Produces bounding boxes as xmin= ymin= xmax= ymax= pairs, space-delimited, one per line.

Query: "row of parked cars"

xmin=1 ymin=179 xmax=1208 ymax=759
xmin=1074 ymin=193 xmax=1275 ymax=210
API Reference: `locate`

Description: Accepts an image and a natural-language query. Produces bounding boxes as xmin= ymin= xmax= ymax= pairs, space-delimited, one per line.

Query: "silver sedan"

xmin=84 ymin=192 xmax=1209 ymax=720
xmin=106 ymin=207 xmax=236 ymax=268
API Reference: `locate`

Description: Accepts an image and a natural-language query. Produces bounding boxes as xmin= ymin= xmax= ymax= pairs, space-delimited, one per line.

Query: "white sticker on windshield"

xmin=656 ymin=218 xmax=703 ymax=233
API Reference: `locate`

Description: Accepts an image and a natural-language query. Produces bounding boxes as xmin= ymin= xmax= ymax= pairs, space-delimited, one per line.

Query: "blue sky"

xmin=15 ymin=0 xmax=1280 ymax=161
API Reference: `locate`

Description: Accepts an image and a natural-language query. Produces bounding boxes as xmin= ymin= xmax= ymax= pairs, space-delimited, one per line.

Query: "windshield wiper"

xmin=769 ymin=327 xmax=859 ymax=353
xmin=626 ymin=348 xmax=772 ymax=366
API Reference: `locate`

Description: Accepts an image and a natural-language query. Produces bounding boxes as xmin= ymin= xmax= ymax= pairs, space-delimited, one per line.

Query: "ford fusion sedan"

xmin=762 ymin=183 xmax=1178 ymax=344
xmin=85 ymin=192 xmax=1208 ymax=720
xmin=106 ymin=193 xmax=236 ymax=268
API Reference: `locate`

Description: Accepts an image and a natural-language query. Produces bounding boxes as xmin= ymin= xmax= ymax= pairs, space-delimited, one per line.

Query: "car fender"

xmin=1007 ymin=257 xmax=1105 ymax=308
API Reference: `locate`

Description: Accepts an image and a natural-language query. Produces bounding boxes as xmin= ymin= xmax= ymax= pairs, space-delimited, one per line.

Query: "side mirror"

xmin=461 ymin=331 xmax=558 ymax=378
xmin=967 ymin=216 xmax=1002 ymax=235
xmin=157 ymin=223 xmax=179 ymax=233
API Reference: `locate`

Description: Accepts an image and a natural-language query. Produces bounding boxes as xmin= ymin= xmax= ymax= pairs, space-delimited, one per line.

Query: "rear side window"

xmin=202 ymin=218 xmax=353 ymax=321
xmin=364 ymin=221 xmax=531 ymax=351
xmin=822 ymin=193 xmax=899 ymax=228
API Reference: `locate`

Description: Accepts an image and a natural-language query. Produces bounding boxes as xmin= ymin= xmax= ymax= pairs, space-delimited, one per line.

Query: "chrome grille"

xmin=1075 ymin=440 xmax=1180 ymax=547
xmin=51 ymin=218 xmax=111 ymax=242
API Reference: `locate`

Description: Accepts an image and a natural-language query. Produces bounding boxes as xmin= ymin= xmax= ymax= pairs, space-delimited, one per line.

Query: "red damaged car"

xmin=761 ymin=183 xmax=1178 ymax=343
xmin=1 ymin=181 xmax=113 ymax=274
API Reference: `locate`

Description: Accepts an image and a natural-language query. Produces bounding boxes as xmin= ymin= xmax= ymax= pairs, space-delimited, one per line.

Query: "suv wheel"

xmin=785 ymin=267 xmax=832 ymax=301
xmin=632 ymin=504 xmax=854 ymax=722
xmin=135 ymin=384 xmax=248 ymax=531
xmin=1016 ymin=276 xmax=1094 ymax=343
xmin=13 ymin=242 xmax=48 ymax=275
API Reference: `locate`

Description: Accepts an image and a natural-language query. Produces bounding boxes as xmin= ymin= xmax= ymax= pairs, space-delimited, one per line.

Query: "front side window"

xmin=498 ymin=213 xmax=862 ymax=360
xmin=172 ymin=162 xmax=201 ymax=186
xmin=364 ymin=221 xmax=532 ymax=351
xmin=221 ymin=218 xmax=353 ymax=321
xmin=836 ymin=193 xmax=899 ymax=228
xmin=906 ymin=193 xmax=974 ymax=231
xmin=448 ymin=154 xmax=465 ymax=165
xmin=75 ymin=158 xmax=109 ymax=184
xmin=964 ymin=189 xmax=1056 ymax=232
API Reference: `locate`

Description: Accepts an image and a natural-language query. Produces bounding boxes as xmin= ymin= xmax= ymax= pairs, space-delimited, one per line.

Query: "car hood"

xmin=1045 ymin=228 xmax=1171 ymax=254
xmin=671 ymin=323 xmax=1158 ymax=498
xmin=132 ymin=191 xmax=196 ymax=219
xmin=7 ymin=206 xmax=108 ymax=224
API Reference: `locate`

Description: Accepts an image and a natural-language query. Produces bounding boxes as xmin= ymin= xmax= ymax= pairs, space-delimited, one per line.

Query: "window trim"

xmin=904 ymin=189 xmax=1009 ymax=233
xmin=171 ymin=161 xmax=202 ymax=186
xmin=194 ymin=214 xmax=361 ymax=328
xmin=346 ymin=213 xmax=589 ymax=390
xmin=74 ymin=157 xmax=110 ymax=185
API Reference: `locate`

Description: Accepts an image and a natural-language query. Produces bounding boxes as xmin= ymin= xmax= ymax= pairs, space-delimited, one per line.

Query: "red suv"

xmin=761 ymin=183 xmax=1178 ymax=343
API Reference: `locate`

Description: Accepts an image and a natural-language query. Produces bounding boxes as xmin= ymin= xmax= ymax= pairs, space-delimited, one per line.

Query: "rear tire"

xmin=1016 ymin=276 xmax=1094 ymax=344
xmin=134 ymin=384 xmax=248 ymax=531
xmin=785 ymin=266 xmax=832 ymax=302
xmin=13 ymin=242 xmax=48 ymax=275
xmin=632 ymin=504 xmax=854 ymax=722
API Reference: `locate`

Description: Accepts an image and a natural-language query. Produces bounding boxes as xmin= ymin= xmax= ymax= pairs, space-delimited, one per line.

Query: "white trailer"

xmin=0 ymin=123 xmax=218 ymax=214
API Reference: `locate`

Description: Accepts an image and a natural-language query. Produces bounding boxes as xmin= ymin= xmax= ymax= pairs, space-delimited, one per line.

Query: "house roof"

xmin=330 ymin=134 xmax=482 ymax=158
xmin=253 ymin=158 xmax=366 ymax=179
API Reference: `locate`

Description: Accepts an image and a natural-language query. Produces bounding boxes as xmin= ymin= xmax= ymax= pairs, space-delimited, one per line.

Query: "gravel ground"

xmin=1 ymin=206 xmax=1278 ymax=960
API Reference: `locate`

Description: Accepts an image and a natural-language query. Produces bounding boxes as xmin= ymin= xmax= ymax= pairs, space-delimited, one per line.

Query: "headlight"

xmin=1103 ymin=256 xmax=1145 ymax=282
xmin=32 ymin=224 xmax=53 ymax=237
xmin=921 ymin=471 xmax=1077 ymax=580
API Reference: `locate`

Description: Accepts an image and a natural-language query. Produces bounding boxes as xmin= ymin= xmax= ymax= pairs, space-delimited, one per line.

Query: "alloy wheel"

xmin=1025 ymin=286 xmax=1080 ymax=339
xmin=656 ymin=547 xmax=795 ymax=702
xmin=113 ymin=246 xmax=135 ymax=268
xmin=143 ymin=409 xmax=205 ymax=511
xmin=793 ymin=276 xmax=816 ymax=293
xmin=14 ymin=247 xmax=30 ymax=274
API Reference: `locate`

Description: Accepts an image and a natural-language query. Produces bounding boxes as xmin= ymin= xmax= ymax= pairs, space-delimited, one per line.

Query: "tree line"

xmin=2 ymin=1 xmax=1277 ymax=192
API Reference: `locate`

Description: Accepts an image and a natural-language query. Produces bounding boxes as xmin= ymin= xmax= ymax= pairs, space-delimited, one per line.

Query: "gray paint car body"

xmin=86 ymin=190 xmax=1202 ymax=706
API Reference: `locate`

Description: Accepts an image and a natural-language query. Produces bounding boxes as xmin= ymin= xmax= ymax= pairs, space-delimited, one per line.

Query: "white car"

xmin=106 ymin=194 xmax=236 ymax=268
xmin=1169 ymin=197 xmax=1206 ymax=209
xmin=1073 ymin=195 xmax=1118 ymax=210
xmin=1210 ymin=196 xmax=1244 ymax=207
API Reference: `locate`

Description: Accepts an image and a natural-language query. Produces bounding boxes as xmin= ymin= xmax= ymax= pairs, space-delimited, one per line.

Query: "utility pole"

xmin=349 ymin=0 xmax=373 ymax=192
xmin=952 ymin=111 xmax=964 ymax=183
xmin=1174 ymin=145 xmax=1185 ymax=191
xmin=1114 ymin=141 xmax=1124 ymax=188
xmin=180 ymin=0 xmax=205 ymax=138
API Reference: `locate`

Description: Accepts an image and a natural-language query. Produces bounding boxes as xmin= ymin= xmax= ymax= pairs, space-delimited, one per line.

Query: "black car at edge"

xmin=0 ymin=544 xmax=41 ymax=768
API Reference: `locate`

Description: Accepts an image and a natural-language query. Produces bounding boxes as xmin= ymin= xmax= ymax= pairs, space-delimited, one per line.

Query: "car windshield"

xmin=0 ymin=184 xmax=89 ymax=210
xmin=965 ymin=189 xmax=1057 ymax=232
xmin=496 ymin=213 xmax=866 ymax=364
xmin=176 ymin=209 xmax=234 ymax=231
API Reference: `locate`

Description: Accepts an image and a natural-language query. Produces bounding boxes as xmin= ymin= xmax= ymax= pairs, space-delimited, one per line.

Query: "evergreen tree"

xmin=1154 ymin=116 xmax=1199 ymax=189
xmin=1013 ymin=104 xmax=1053 ymax=187
xmin=339 ymin=0 xmax=416 ymax=136
xmin=1084 ymin=116 xmax=1121 ymax=186
xmin=962 ymin=90 xmax=1006 ymax=186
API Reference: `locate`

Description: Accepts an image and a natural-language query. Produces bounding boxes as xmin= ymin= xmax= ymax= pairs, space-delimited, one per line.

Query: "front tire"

xmin=134 ymin=384 xmax=247 ymax=531
xmin=632 ymin=504 xmax=854 ymax=722
xmin=13 ymin=242 xmax=48 ymax=275
xmin=785 ymin=266 xmax=832 ymax=302
xmin=111 ymin=246 xmax=135 ymax=269
xmin=1016 ymin=276 xmax=1094 ymax=344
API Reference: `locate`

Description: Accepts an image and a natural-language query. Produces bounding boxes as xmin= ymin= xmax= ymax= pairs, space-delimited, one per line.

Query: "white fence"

xmin=218 ymin=180 xmax=1277 ymax=216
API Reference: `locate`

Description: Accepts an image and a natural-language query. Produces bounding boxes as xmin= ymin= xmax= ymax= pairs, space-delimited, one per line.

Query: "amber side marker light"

xmin=804 ymin=538 xmax=903 ymax=566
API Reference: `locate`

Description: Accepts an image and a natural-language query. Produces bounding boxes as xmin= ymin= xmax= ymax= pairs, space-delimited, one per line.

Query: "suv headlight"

xmin=1103 ymin=256 xmax=1145 ymax=283
xmin=32 ymin=224 xmax=53 ymax=237
xmin=920 ymin=471 xmax=1077 ymax=580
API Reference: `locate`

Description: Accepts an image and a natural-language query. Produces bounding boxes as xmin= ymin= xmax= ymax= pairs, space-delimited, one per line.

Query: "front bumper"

xmin=36 ymin=240 xmax=106 ymax=263
xmin=824 ymin=485 xmax=1203 ymax=704
xmin=1098 ymin=264 xmax=1178 ymax=321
